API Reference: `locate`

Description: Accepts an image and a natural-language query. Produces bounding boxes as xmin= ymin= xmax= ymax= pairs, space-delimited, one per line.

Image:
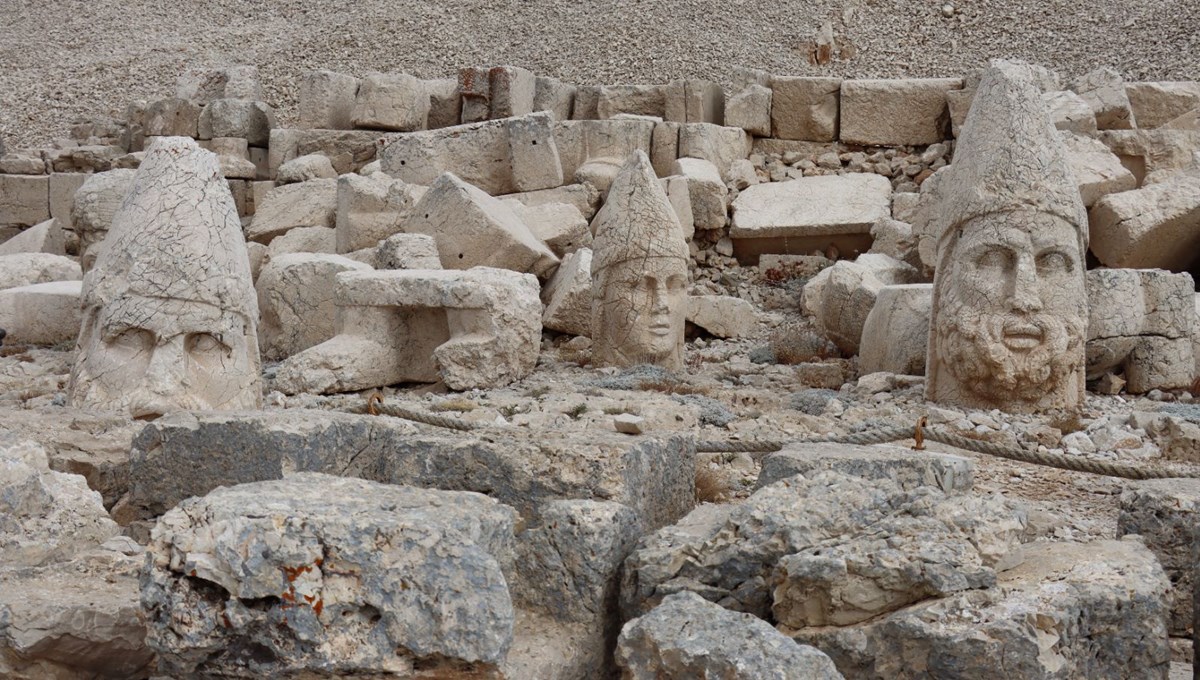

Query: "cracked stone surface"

xmin=255 ymin=253 xmax=371 ymax=362
xmin=68 ymin=136 xmax=261 ymax=419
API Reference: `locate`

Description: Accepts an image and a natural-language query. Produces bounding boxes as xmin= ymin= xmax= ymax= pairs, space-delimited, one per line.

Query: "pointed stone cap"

xmin=83 ymin=136 xmax=257 ymax=321
xmin=933 ymin=59 xmax=1088 ymax=261
xmin=591 ymin=150 xmax=688 ymax=275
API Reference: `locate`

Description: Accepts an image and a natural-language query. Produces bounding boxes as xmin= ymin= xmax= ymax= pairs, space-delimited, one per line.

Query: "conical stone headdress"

xmin=590 ymin=150 xmax=689 ymax=275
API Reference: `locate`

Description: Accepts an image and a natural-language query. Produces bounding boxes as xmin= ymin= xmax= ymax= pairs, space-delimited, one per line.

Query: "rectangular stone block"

xmin=726 ymin=84 xmax=771 ymax=137
xmin=840 ymin=78 xmax=962 ymax=146
xmin=598 ymin=85 xmax=668 ymax=119
xmin=198 ymin=99 xmax=275 ymax=146
xmin=489 ymin=65 xmax=536 ymax=119
xmin=770 ymin=76 xmax=841 ymax=141
xmin=1127 ymin=82 xmax=1200 ymax=129
xmin=269 ymin=128 xmax=397 ymax=177
xmin=945 ymin=88 xmax=974 ymax=138
xmin=534 ymin=76 xmax=576 ymax=121
xmin=650 ymin=121 xmax=680 ymax=177
xmin=1044 ymin=90 xmax=1098 ymax=135
xmin=677 ymin=123 xmax=751 ymax=179
xmin=378 ymin=117 xmax=513 ymax=194
xmin=298 ymin=70 xmax=360 ymax=129
xmin=571 ymin=86 xmax=601 ymax=120
xmin=459 ymin=67 xmax=491 ymax=124
xmin=48 ymin=173 xmax=86 ymax=223
xmin=500 ymin=183 xmax=601 ymax=221
xmin=351 ymin=72 xmax=430 ymax=132
xmin=0 ymin=174 xmax=50 ymax=227
xmin=1088 ymin=171 xmax=1200 ymax=270
xmin=756 ymin=442 xmax=974 ymax=493
xmin=143 ymin=98 xmax=200 ymax=138
xmin=424 ymin=77 xmax=462 ymax=129
xmin=1061 ymin=132 xmax=1136 ymax=207
xmin=507 ymin=113 xmax=564 ymax=191
xmin=0 ymin=279 xmax=81 ymax=345
xmin=683 ymin=79 xmax=724 ymax=124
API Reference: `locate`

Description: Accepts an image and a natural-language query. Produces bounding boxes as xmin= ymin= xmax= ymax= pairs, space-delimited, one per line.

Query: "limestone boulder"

xmin=1072 ymin=67 xmax=1136 ymax=130
xmin=534 ymin=75 xmax=576 ymax=121
xmin=0 ymin=175 xmax=49 ymax=228
xmin=840 ymin=79 xmax=962 ymax=146
xmin=1126 ymin=81 xmax=1200 ymax=129
xmin=771 ymin=75 xmax=841 ymax=141
xmin=488 ymin=65 xmax=536 ymax=119
xmin=246 ymin=178 xmax=338 ymax=244
xmin=507 ymin=200 xmax=590 ymax=257
xmin=801 ymin=254 xmax=917 ymax=356
xmin=143 ymin=98 xmax=199 ymax=137
xmin=351 ymin=72 xmax=430 ymax=132
xmin=425 ymin=77 xmax=463 ymax=129
xmin=756 ymin=443 xmax=973 ymax=493
xmin=256 ymin=253 xmax=372 ymax=361
xmin=198 ymin=99 xmax=274 ymax=146
xmin=686 ymin=295 xmax=756 ymax=338
xmin=616 ymin=591 xmax=844 ymax=680
xmin=334 ymin=172 xmax=423 ymax=253
xmin=1118 ymin=479 xmax=1200 ymax=636
xmin=0 ymin=280 xmax=82 ymax=345
xmin=0 ymin=218 xmax=64 ymax=256
xmin=541 ymin=247 xmax=593 ymax=337
xmin=1062 ymin=131 xmax=1136 ymax=206
xmin=1043 ymin=90 xmax=1098 ymax=134
xmin=69 ymin=169 xmax=136 ymax=270
xmin=298 ymin=69 xmax=360 ymax=130
xmin=677 ymin=123 xmax=751 ymax=179
xmin=269 ymin=128 xmax=395 ymax=176
xmin=1088 ymin=170 xmax=1200 ymax=270
xmin=725 ymin=83 xmax=772 ymax=137
xmin=265 ymin=225 xmax=336 ymax=258
xmin=276 ymin=152 xmax=337 ymax=183
xmin=0 ymin=253 xmax=79 ymax=291
xmin=598 ymin=85 xmax=668 ymax=119
xmin=375 ymin=232 xmax=441 ymax=269
xmin=672 ymin=157 xmax=727 ymax=231
xmin=506 ymin=111 xmax=565 ymax=191
xmin=859 ymin=283 xmax=932 ymax=376
xmin=503 ymin=183 xmax=601 ymax=221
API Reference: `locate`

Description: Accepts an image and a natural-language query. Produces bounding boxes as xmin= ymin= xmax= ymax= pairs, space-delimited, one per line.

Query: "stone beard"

xmin=930 ymin=210 xmax=1087 ymax=412
xmin=592 ymin=256 xmax=688 ymax=370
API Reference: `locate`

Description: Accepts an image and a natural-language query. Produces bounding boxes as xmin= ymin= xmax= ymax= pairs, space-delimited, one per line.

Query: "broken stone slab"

xmin=552 ymin=119 xmax=656 ymax=185
xmin=616 ymin=591 xmax=844 ymax=680
xmin=143 ymin=97 xmax=200 ymax=137
xmin=507 ymin=200 xmax=590 ymax=257
xmin=867 ymin=216 xmax=917 ymax=265
xmin=0 ymin=280 xmax=82 ymax=345
xmin=489 ymin=65 xmax=536 ymax=119
xmin=1118 ymin=479 xmax=1200 ymax=636
xmin=298 ymin=69 xmax=360 ymax=129
xmin=266 ymin=225 xmax=336 ymax=258
xmin=423 ymin=77 xmax=462 ymax=129
xmin=255 ymin=253 xmax=371 ymax=362
xmin=597 ymin=85 xmax=668 ymax=119
xmin=506 ymin=111 xmax=564 ymax=191
xmin=1072 ymin=67 xmax=1137 ymax=130
xmin=245 ymin=177 xmax=338 ymax=244
xmin=1097 ymin=129 xmax=1200 ymax=182
xmin=757 ymin=442 xmax=973 ymax=493
xmin=0 ymin=218 xmax=64 ymax=256
xmin=0 ymin=541 xmax=153 ymax=680
xmin=859 ymin=283 xmax=932 ymax=376
xmin=672 ymin=157 xmax=727 ymax=231
xmin=198 ymin=99 xmax=275 ymax=146
xmin=273 ymin=267 xmax=541 ymax=392
xmin=501 ymin=183 xmax=601 ymax=221
xmin=1127 ymin=81 xmax=1200 ymax=129
xmin=0 ymin=174 xmax=50 ymax=228
xmin=276 ymin=152 xmax=337 ymax=183
xmin=0 ymin=154 xmax=46 ymax=175
xmin=334 ymin=172 xmax=422 ymax=253
xmin=1062 ymin=130 xmax=1137 ymax=206
xmin=840 ymin=79 xmax=962 ymax=146
xmin=650 ymin=120 xmax=680 ymax=177
xmin=1088 ymin=170 xmax=1200 ymax=270
xmin=771 ymin=75 xmax=841 ymax=141
xmin=677 ymin=122 xmax=752 ymax=179
xmin=800 ymin=254 xmax=917 ymax=356
xmin=376 ymin=232 xmax=441 ymax=269
xmin=350 ymin=72 xmax=430 ymax=132
xmin=0 ymin=253 xmax=79 ymax=291
xmin=724 ymin=83 xmax=771 ymax=137
xmin=269 ymin=128 xmax=398 ymax=176
xmin=541 ymin=247 xmax=592 ymax=337
xmin=176 ymin=65 xmax=261 ymax=103
xmin=788 ymin=539 xmax=1170 ymax=680
xmin=142 ymin=473 xmax=518 ymax=678
xmin=407 ymin=172 xmax=558 ymax=277
xmin=534 ymin=75 xmax=576 ymax=121
xmin=1043 ymin=90 xmax=1098 ymax=134
xmin=729 ymin=174 xmax=892 ymax=264
xmin=686 ymin=295 xmax=756 ymax=338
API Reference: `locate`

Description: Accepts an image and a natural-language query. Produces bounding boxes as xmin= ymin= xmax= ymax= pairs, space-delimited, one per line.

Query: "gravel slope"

xmin=2 ymin=0 xmax=1199 ymax=148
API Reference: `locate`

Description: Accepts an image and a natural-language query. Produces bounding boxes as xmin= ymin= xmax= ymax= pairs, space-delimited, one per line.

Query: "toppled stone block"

xmin=730 ymin=174 xmax=891 ymax=264
xmin=351 ymin=72 xmax=430 ymax=132
xmin=198 ymin=99 xmax=275 ymax=146
xmin=771 ymin=75 xmax=841 ymax=141
xmin=789 ymin=540 xmax=1170 ymax=680
xmin=69 ymin=168 xmax=135 ymax=270
xmin=672 ymin=157 xmax=727 ymax=231
xmin=1118 ymin=479 xmax=1200 ymax=636
xmin=503 ymin=183 xmax=601 ymax=221
xmin=724 ymin=83 xmax=771 ymax=137
xmin=407 ymin=172 xmax=558 ymax=277
xmin=489 ymin=65 xmax=536 ymax=119
xmin=1097 ymin=128 xmax=1200 ymax=181
xmin=757 ymin=442 xmax=973 ymax=493
xmin=1088 ymin=171 xmax=1200 ymax=270
xmin=142 ymin=473 xmax=518 ymax=678
xmin=424 ymin=77 xmax=462 ymax=129
xmin=0 ymin=280 xmax=82 ymax=345
xmin=274 ymin=267 xmax=541 ymax=392
xmin=376 ymin=232 xmax=441 ymax=269
xmin=176 ymin=65 xmax=261 ymax=103
xmin=0 ymin=218 xmax=64 ymax=256
xmin=0 ymin=174 xmax=49 ymax=228
xmin=256 ymin=253 xmax=371 ymax=361
xmin=541 ymin=247 xmax=592 ymax=337
xmin=266 ymin=225 xmax=336 ymax=258
xmin=840 ymin=79 xmax=961 ymax=146
xmin=1072 ymin=67 xmax=1137 ymax=130
xmin=507 ymin=112 xmax=564 ymax=191
xmin=1043 ymin=90 xmax=1098 ymax=134
xmin=598 ymin=85 xmax=668 ymax=119
xmin=246 ymin=178 xmax=338 ymax=244
xmin=617 ymin=591 xmax=844 ymax=680
xmin=0 ymin=253 xmax=79 ymax=290
xmin=334 ymin=172 xmax=421 ymax=253
xmin=270 ymin=128 xmax=396 ymax=176
xmin=0 ymin=154 xmax=45 ymax=175
xmin=677 ymin=123 xmax=751 ymax=178
xmin=1062 ymin=131 xmax=1136 ymax=206
xmin=534 ymin=76 xmax=576 ymax=121
xmin=553 ymin=118 xmax=656 ymax=185
xmin=298 ymin=69 xmax=360 ymax=129
xmin=859 ymin=283 xmax=932 ymax=376
xmin=508 ymin=200 xmax=590 ymax=257
xmin=1127 ymin=81 xmax=1200 ymax=129
xmin=276 ymin=152 xmax=337 ymax=183
xmin=800 ymin=254 xmax=916 ymax=356
xmin=686 ymin=295 xmax=756 ymax=338
xmin=143 ymin=98 xmax=200 ymax=137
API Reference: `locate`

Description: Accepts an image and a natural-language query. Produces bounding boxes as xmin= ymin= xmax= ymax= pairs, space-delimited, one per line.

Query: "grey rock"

xmin=757 ymin=442 xmax=974 ymax=494
xmin=1118 ymin=478 xmax=1200 ymax=635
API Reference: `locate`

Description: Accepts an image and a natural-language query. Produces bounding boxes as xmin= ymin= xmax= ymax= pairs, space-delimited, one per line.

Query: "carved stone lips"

xmin=1002 ymin=319 xmax=1043 ymax=349
xmin=649 ymin=320 xmax=672 ymax=336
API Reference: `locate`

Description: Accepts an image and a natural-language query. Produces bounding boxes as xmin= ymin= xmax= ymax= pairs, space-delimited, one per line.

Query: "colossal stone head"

xmin=69 ymin=137 xmax=261 ymax=418
xmin=591 ymin=151 xmax=689 ymax=370
xmin=926 ymin=61 xmax=1088 ymax=413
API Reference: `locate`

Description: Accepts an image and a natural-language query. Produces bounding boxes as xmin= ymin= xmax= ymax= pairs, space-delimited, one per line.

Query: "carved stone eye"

xmin=186 ymin=333 xmax=226 ymax=355
xmin=108 ymin=328 xmax=153 ymax=351
xmin=976 ymin=248 xmax=1011 ymax=270
xmin=1037 ymin=251 xmax=1071 ymax=273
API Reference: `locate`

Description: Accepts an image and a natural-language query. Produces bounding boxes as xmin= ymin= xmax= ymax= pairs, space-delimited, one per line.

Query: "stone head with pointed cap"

xmin=590 ymin=150 xmax=690 ymax=370
xmin=69 ymin=136 xmax=261 ymax=418
xmin=926 ymin=60 xmax=1088 ymax=413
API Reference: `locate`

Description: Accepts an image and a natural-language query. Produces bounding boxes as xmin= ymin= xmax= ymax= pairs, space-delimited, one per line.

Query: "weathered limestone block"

xmin=507 ymin=112 xmax=564 ymax=191
xmin=378 ymin=116 xmax=514 ymax=194
xmin=198 ymin=99 xmax=275 ymax=146
xmin=1097 ymin=129 xmax=1200 ymax=181
xmin=142 ymin=473 xmax=518 ymax=678
xmin=1118 ymin=479 xmax=1200 ymax=636
xmin=246 ymin=177 xmax=338 ymax=244
xmin=729 ymin=174 xmax=891 ymax=264
xmin=351 ymin=72 xmax=430 ymax=132
xmin=407 ymin=172 xmax=558 ymax=276
xmin=274 ymin=267 xmax=541 ymax=392
xmin=47 ymin=173 xmax=86 ymax=230
xmin=143 ymin=98 xmax=199 ymax=137
xmin=552 ymin=119 xmax=655 ymax=184
xmin=256 ymin=253 xmax=371 ymax=361
xmin=571 ymin=85 xmax=601 ymax=120
xmin=757 ymin=443 xmax=973 ymax=493
xmin=598 ymin=85 xmax=668 ymax=119
xmin=69 ymin=137 xmax=261 ymax=418
xmin=266 ymin=225 xmax=336 ymax=258
xmin=1127 ymin=81 xmax=1200 ymax=129
xmin=616 ymin=591 xmax=844 ymax=680
xmin=859 ymin=283 xmax=933 ymax=376
xmin=176 ymin=65 xmax=261 ymax=103
xmin=69 ymin=168 xmax=135 ymax=270
xmin=375 ymin=232 xmax=441 ymax=269
xmin=660 ymin=175 xmax=695 ymax=240
xmin=1089 ymin=172 xmax=1200 ymax=270
xmin=868 ymin=216 xmax=916 ymax=265
xmin=0 ymin=218 xmax=64 ymax=256
xmin=423 ymin=77 xmax=462 ymax=129
xmin=789 ymin=540 xmax=1170 ymax=680
xmin=925 ymin=61 xmax=1089 ymax=413
xmin=1061 ymin=131 xmax=1136 ymax=206
xmin=0 ymin=174 xmax=49 ymax=228
xmin=686 ymin=295 xmax=756 ymax=338
xmin=1043 ymin=90 xmax=1098 ymax=134
xmin=334 ymin=172 xmax=421 ymax=253
xmin=800 ymin=254 xmax=916 ymax=356
xmin=489 ymin=65 xmax=536 ymax=119
xmin=0 ymin=154 xmax=45 ymax=175
xmin=534 ymin=75 xmax=576 ymax=121
xmin=677 ymin=122 xmax=751 ymax=178
xmin=44 ymin=145 xmax=126 ymax=174
xmin=0 ymin=435 xmax=120 ymax=568
xmin=269 ymin=128 xmax=395 ymax=176
xmin=458 ymin=66 xmax=491 ymax=123
xmin=840 ymin=79 xmax=961 ymax=146
xmin=591 ymin=151 xmax=688 ymax=370
xmin=723 ymin=83 xmax=772 ymax=137
xmin=0 ymin=280 xmax=82 ymax=345
xmin=503 ymin=183 xmax=601 ymax=221
xmin=672 ymin=157 xmax=727 ymax=231
xmin=542 ymin=247 xmax=592 ymax=337
xmin=0 ymin=253 xmax=79 ymax=290
xmin=276 ymin=152 xmax=337 ymax=183
xmin=650 ymin=120 xmax=680 ymax=177
xmin=1072 ymin=67 xmax=1136 ymax=130
xmin=298 ymin=69 xmax=360 ymax=129
xmin=0 ymin=542 xmax=152 ymax=680
xmin=507 ymin=200 xmax=590 ymax=256
xmin=771 ymin=75 xmax=841 ymax=141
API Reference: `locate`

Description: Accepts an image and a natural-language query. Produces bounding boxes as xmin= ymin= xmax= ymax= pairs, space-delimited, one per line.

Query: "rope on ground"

xmin=351 ymin=393 xmax=481 ymax=431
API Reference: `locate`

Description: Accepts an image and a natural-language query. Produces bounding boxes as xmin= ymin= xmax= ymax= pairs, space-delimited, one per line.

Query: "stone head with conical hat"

xmin=69 ymin=136 xmax=261 ymax=418
xmin=926 ymin=60 xmax=1088 ymax=413
xmin=590 ymin=150 xmax=690 ymax=370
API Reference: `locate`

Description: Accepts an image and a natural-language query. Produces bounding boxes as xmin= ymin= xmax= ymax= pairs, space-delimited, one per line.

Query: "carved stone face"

xmin=71 ymin=295 xmax=259 ymax=419
xmin=932 ymin=210 xmax=1087 ymax=410
xmin=594 ymin=257 xmax=688 ymax=368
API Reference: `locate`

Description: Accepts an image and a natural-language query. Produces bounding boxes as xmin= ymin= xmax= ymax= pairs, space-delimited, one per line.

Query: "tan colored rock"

xmin=489 ymin=65 xmax=536 ymax=119
xmin=0 ymin=218 xmax=64 ymax=256
xmin=47 ymin=172 xmax=86 ymax=230
xmin=1042 ymin=90 xmax=1098 ymax=134
xmin=553 ymin=118 xmax=656 ymax=184
xmin=802 ymin=254 xmax=917 ymax=356
xmin=266 ymin=225 xmax=336 ymax=258
xmin=507 ymin=112 xmax=564 ymax=191
xmin=598 ymin=85 xmax=668 ymax=119
xmin=0 ymin=280 xmax=82 ymax=345
xmin=1126 ymin=81 xmax=1200 ymax=129
xmin=351 ymin=72 xmax=430 ymax=132
xmin=591 ymin=151 xmax=688 ymax=370
xmin=256 ymin=253 xmax=371 ymax=361
xmin=424 ymin=77 xmax=462 ymax=129
xmin=840 ymin=79 xmax=961 ymax=146
xmin=246 ymin=178 xmax=338 ymax=244
xmin=660 ymin=175 xmax=695 ymax=240
xmin=269 ymin=128 xmax=393 ymax=176
xmin=375 ymin=232 xmax=441 ymax=270
xmin=1061 ymin=131 xmax=1137 ymax=207
xmin=650 ymin=120 xmax=680 ymax=177
xmin=534 ymin=75 xmax=576 ymax=121
xmin=859 ymin=283 xmax=932 ymax=376
xmin=503 ymin=183 xmax=601 ymax=221
xmin=458 ymin=66 xmax=491 ymax=124
xmin=1071 ymin=67 xmax=1136 ymax=130
xmin=542 ymin=247 xmax=592 ymax=337
xmin=686 ymin=295 xmax=756 ymax=338
xmin=1089 ymin=171 xmax=1200 ymax=270
xmin=926 ymin=61 xmax=1088 ymax=413
xmin=770 ymin=76 xmax=841 ymax=141
xmin=677 ymin=123 xmax=751 ymax=179
xmin=507 ymin=200 xmax=590 ymax=257
xmin=334 ymin=172 xmax=421 ymax=253
xmin=1097 ymin=128 xmax=1200 ymax=181
xmin=276 ymin=153 xmax=337 ymax=183
xmin=198 ymin=99 xmax=275 ymax=146
xmin=143 ymin=98 xmax=199 ymax=137
xmin=69 ymin=137 xmax=261 ymax=419
xmin=378 ymin=115 xmax=514 ymax=195
xmin=0 ymin=174 xmax=49 ymax=228
xmin=725 ymin=83 xmax=771 ymax=137
xmin=69 ymin=169 xmax=136 ymax=271
xmin=0 ymin=253 xmax=79 ymax=290
xmin=298 ymin=69 xmax=360 ymax=129
xmin=671 ymin=157 xmax=727 ymax=231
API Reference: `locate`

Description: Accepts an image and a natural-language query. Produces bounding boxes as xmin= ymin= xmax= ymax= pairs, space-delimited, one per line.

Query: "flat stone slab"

xmin=756 ymin=442 xmax=974 ymax=494
xmin=730 ymin=174 xmax=892 ymax=240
